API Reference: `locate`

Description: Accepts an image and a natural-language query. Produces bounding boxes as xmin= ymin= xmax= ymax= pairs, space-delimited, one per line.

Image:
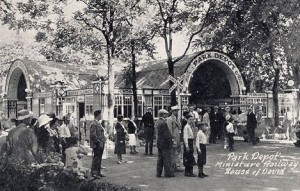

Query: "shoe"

xmin=165 ymin=174 xmax=175 ymax=178
xmin=198 ymin=174 xmax=205 ymax=178
xmin=156 ymin=174 xmax=162 ymax=178
xmin=101 ymin=166 xmax=106 ymax=169
xmin=130 ymin=151 xmax=136 ymax=155
xmin=92 ymin=174 xmax=102 ymax=179
xmin=134 ymin=151 xmax=139 ymax=154
xmin=149 ymin=154 xmax=154 ymax=157
xmin=188 ymin=174 xmax=197 ymax=177
xmin=120 ymin=159 xmax=126 ymax=163
xmin=117 ymin=161 xmax=122 ymax=164
xmin=144 ymin=153 xmax=148 ymax=156
xmin=99 ymin=174 xmax=106 ymax=177
xmin=201 ymin=173 xmax=209 ymax=177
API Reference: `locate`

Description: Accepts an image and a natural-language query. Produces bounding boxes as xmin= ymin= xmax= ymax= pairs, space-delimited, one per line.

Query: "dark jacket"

xmin=142 ymin=112 xmax=154 ymax=133
xmin=90 ymin=120 xmax=106 ymax=149
xmin=247 ymin=112 xmax=257 ymax=129
xmin=127 ymin=120 xmax=136 ymax=134
xmin=6 ymin=123 xmax=38 ymax=165
xmin=210 ymin=111 xmax=222 ymax=129
xmin=156 ymin=118 xmax=173 ymax=150
xmin=115 ymin=122 xmax=127 ymax=142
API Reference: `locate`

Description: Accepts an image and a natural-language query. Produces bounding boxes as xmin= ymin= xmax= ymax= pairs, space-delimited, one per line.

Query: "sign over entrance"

xmin=184 ymin=51 xmax=245 ymax=95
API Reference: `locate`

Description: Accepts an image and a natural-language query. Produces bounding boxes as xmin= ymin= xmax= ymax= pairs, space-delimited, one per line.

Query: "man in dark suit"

xmin=247 ymin=107 xmax=257 ymax=145
xmin=156 ymin=109 xmax=175 ymax=178
xmin=90 ymin=110 xmax=106 ymax=178
xmin=209 ymin=106 xmax=221 ymax=144
xmin=141 ymin=107 xmax=155 ymax=156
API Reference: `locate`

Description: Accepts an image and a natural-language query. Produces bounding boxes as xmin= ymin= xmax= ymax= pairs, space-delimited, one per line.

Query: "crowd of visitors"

xmin=0 ymin=103 xmax=300 ymax=180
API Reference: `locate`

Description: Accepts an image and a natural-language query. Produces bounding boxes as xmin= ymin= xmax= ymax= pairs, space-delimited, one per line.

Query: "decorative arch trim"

xmin=184 ymin=51 xmax=245 ymax=95
xmin=5 ymin=60 xmax=30 ymax=99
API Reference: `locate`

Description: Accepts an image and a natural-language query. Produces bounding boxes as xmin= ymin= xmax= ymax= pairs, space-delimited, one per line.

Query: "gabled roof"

xmin=115 ymin=52 xmax=200 ymax=89
xmin=1 ymin=59 xmax=100 ymax=94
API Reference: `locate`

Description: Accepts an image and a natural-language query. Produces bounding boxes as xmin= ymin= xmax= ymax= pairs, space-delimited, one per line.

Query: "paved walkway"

xmin=82 ymin=140 xmax=300 ymax=191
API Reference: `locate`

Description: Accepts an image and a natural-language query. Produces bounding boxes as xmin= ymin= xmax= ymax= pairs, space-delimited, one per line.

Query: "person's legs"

xmin=145 ymin=134 xmax=149 ymax=155
xmin=163 ymin=149 xmax=174 ymax=177
xmin=149 ymin=133 xmax=154 ymax=155
xmin=91 ymin=145 xmax=103 ymax=176
xmin=156 ymin=148 xmax=163 ymax=177
xmin=228 ymin=133 xmax=233 ymax=151
xmin=130 ymin=146 xmax=134 ymax=154
xmin=198 ymin=164 xmax=204 ymax=178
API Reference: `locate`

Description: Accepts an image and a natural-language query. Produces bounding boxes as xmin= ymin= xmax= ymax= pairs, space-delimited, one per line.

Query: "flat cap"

xmin=158 ymin=109 xmax=169 ymax=116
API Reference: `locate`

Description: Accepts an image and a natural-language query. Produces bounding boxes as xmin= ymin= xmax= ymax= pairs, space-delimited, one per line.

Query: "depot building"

xmin=0 ymin=50 xmax=298 ymax=126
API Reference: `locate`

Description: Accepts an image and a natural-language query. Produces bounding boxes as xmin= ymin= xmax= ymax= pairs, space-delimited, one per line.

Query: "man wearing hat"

xmin=6 ymin=109 xmax=39 ymax=165
xmin=167 ymin=105 xmax=182 ymax=171
xmin=246 ymin=107 xmax=257 ymax=145
xmin=156 ymin=109 xmax=175 ymax=178
xmin=141 ymin=107 xmax=155 ymax=156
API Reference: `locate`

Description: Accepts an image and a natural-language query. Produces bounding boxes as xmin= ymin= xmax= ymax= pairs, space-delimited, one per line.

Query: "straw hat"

xmin=17 ymin=109 xmax=33 ymax=120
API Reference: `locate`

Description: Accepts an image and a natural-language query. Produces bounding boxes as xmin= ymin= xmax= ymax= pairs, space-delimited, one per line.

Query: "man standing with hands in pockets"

xmin=90 ymin=110 xmax=107 ymax=179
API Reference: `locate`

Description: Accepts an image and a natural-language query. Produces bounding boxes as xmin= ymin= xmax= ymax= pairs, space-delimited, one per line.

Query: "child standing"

xmin=226 ymin=118 xmax=236 ymax=152
xmin=127 ymin=116 xmax=138 ymax=154
xmin=196 ymin=122 xmax=209 ymax=178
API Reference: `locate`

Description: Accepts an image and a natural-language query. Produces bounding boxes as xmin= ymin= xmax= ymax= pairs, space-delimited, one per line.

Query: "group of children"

xmin=182 ymin=113 xmax=237 ymax=178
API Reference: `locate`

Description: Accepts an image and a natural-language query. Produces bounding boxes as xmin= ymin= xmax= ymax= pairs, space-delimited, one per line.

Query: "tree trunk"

xmin=167 ymin=59 xmax=177 ymax=106
xmin=272 ymin=67 xmax=280 ymax=128
xmin=107 ymin=45 xmax=115 ymax=134
xmin=293 ymin=63 xmax=300 ymax=120
xmin=131 ymin=40 xmax=138 ymax=117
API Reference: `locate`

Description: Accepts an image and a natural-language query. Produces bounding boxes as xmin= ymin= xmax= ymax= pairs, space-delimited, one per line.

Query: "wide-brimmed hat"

xmin=158 ymin=109 xmax=169 ymax=116
xmin=38 ymin=114 xmax=53 ymax=127
xmin=17 ymin=109 xmax=33 ymax=120
xmin=214 ymin=106 xmax=219 ymax=109
xmin=171 ymin=105 xmax=180 ymax=111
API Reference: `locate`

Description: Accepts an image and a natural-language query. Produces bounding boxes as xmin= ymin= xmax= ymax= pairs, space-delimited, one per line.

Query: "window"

xmin=137 ymin=96 xmax=143 ymax=117
xmin=123 ymin=95 xmax=132 ymax=118
xmin=57 ymin=97 xmax=65 ymax=117
xmin=181 ymin=96 xmax=188 ymax=107
xmin=163 ymin=96 xmax=171 ymax=111
xmin=39 ymin=98 xmax=45 ymax=114
xmin=85 ymin=105 xmax=93 ymax=117
xmin=154 ymin=96 xmax=163 ymax=117
xmin=114 ymin=95 xmax=122 ymax=118
xmin=143 ymin=96 xmax=153 ymax=115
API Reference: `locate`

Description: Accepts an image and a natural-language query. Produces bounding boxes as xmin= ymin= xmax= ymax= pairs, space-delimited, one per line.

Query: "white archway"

xmin=5 ymin=60 xmax=30 ymax=99
xmin=184 ymin=51 xmax=245 ymax=95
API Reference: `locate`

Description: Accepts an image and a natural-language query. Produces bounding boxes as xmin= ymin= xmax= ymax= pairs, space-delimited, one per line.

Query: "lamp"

xmin=25 ymin=89 xmax=33 ymax=111
xmin=242 ymin=87 xmax=247 ymax=95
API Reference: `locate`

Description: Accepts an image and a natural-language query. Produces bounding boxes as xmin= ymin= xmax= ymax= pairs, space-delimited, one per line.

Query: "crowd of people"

xmin=131 ymin=105 xmax=259 ymax=178
xmin=0 ymin=109 xmax=93 ymax=177
xmin=1 ymin=104 xmax=300 ymax=180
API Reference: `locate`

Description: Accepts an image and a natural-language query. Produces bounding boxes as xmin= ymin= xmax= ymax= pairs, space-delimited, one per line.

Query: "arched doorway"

xmin=184 ymin=51 xmax=245 ymax=106
xmin=5 ymin=60 xmax=30 ymax=118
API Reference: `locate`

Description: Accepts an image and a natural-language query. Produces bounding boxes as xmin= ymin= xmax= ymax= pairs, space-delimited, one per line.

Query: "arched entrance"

xmin=184 ymin=51 xmax=245 ymax=106
xmin=5 ymin=60 xmax=31 ymax=118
